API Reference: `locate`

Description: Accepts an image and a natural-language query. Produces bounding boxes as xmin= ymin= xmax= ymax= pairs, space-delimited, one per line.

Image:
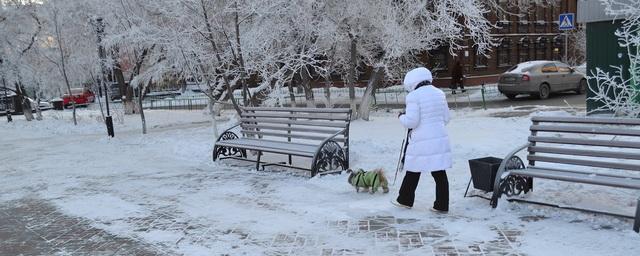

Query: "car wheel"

xmin=538 ymin=83 xmax=550 ymax=99
xmin=505 ymin=94 xmax=517 ymax=100
xmin=575 ymin=79 xmax=587 ymax=95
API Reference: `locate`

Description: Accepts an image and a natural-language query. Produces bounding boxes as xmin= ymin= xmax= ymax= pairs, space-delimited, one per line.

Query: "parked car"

xmin=574 ymin=63 xmax=587 ymax=74
xmin=498 ymin=61 xmax=587 ymax=100
xmin=62 ymin=88 xmax=95 ymax=107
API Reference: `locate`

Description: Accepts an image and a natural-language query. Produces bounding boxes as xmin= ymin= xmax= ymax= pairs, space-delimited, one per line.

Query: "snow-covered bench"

xmin=489 ymin=116 xmax=640 ymax=232
xmin=213 ymin=107 xmax=351 ymax=176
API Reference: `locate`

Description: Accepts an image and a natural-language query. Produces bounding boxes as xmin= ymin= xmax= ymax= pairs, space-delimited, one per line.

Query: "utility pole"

xmin=564 ymin=31 xmax=568 ymax=62
xmin=94 ymin=17 xmax=113 ymax=137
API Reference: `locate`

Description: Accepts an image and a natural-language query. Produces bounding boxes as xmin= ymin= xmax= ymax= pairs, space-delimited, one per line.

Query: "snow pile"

xmin=1 ymin=107 xmax=639 ymax=255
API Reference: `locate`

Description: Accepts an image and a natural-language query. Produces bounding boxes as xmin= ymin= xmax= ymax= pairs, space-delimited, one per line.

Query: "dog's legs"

xmin=382 ymin=185 xmax=389 ymax=193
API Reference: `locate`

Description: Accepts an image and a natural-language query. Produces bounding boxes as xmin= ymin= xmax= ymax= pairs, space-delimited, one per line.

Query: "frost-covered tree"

xmin=32 ymin=0 xmax=101 ymax=125
xmin=317 ymin=0 xmax=501 ymax=120
xmin=589 ymin=0 xmax=640 ymax=117
xmin=0 ymin=0 xmax=42 ymax=121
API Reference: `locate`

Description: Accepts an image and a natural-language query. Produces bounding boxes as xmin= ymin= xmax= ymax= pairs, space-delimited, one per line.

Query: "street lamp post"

xmin=94 ymin=17 xmax=113 ymax=137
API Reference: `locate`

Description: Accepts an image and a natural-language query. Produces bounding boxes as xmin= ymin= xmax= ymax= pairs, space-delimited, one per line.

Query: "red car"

xmin=63 ymin=88 xmax=95 ymax=107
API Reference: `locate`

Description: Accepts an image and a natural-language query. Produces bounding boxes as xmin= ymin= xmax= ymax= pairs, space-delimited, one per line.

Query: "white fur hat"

xmin=403 ymin=67 xmax=433 ymax=92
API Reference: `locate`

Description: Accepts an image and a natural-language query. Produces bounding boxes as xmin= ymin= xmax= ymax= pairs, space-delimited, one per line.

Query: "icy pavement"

xmin=0 ymin=198 xmax=526 ymax=255
xmin=1 ymin=109 xmax=639 ymax=255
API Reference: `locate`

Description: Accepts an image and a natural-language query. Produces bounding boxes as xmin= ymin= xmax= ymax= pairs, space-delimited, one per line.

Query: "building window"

xmin=518 ymin=37 xmax=530 ymax=63
xmin=535 ymin=6 xmax=547 ymax=32
xmin=497 ymin=19 xmax=512 ymax=34
xmin=518 ymin=7 xmax=530 ymax=33
xmin=474 ymin=48 xmax=488 ymax=68
xmin=498 ymin=39 xmax=512 ymax=67
xmin=429 ymin=47 xmax=449 ymax=72
xmin=535 ymin=37 xmax=548 ymax=60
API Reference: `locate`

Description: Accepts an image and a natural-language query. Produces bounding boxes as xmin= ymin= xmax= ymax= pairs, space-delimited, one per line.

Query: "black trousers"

xmin=450 ymin=82 xmax=465 ymax=93
xmin=396 ymin=170 xmax=449 ymax=211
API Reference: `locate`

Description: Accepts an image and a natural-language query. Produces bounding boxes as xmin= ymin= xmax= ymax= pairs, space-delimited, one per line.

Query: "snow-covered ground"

xmin=1 ymin=108 xmax=638 ymax=255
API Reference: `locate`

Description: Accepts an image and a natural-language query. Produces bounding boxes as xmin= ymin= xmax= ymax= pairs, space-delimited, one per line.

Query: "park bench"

xmin=213 ymin=107 xmax=351 ymax=176
xmin=490 ymin=116 xmax=640 ymax=232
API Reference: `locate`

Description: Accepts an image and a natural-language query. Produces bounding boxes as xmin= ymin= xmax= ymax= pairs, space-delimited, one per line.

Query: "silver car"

xmin=498 ymin=61 xmax=587 ymax=100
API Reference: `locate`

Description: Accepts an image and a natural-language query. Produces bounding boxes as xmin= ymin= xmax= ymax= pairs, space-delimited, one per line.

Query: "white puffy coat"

xmin=399 ymin=84 xmax=452 ymax=172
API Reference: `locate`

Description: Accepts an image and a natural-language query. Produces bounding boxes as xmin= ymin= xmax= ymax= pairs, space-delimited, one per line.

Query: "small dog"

xmin=347 ymin=168 xmax=390 ymax=194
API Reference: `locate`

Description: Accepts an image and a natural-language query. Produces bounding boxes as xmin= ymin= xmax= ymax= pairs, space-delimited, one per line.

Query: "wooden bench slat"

xmin=529 ymin=146 xmax=640 ymax=160
xmin=529 ymin=136 xmax=640 ymax=149
xmin=531 ymin=124 xmax=640 ymax=137
xmin=235 ymin=138 xmax=320 ymax=149
xmin=242 ymin=107 xmax=352 ymax=113
xmin=527 ymin=155 xmax=640 ymax=171
xmin=528 ymin=166 xmax=640 ymax=180
xmin=241 ymin=112 xmax=350 ymax=121
xmin=217 ymin=144 xmax=316 ymax=157
xmin=532 ymin=116 xmax=640 ymax=125
xmin=216 ymin=139 xmax=318 ymax=156
xmin=239 ymin=118 xmax=348 ymax=128
xmin=509 ymin=168 xmax=640 ymax=190
xmin=241 ymin=130 xmax=345 ymax=142
xmin=242 ymin=124 xmax=340 ymax=134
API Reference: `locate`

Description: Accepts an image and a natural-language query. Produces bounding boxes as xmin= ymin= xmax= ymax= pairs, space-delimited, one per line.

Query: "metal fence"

xmin=143 ymin=97 xmax=209 ymax=110
xmin=141 ymin=84 xmax=502 ymax=111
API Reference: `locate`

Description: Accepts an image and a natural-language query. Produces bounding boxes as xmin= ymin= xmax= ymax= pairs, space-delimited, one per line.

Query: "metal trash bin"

xmin=465 ymin=156 xmax=532 ymax=199
xmin=468 ymin=157 xmax=502 ymax=192
xmin=51 ymin=99 xmax=64 ymax=110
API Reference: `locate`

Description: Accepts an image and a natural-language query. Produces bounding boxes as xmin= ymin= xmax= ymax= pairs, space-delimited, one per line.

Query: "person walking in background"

xmin=450 ymin=60 xmax=465 ymax=94
xmin=392 ymin=67 xmax=452 ymax=213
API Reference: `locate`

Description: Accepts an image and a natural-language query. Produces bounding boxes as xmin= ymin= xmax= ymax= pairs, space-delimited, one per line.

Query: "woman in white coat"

xmin=393 ymin=67 xmax=452 ymax=212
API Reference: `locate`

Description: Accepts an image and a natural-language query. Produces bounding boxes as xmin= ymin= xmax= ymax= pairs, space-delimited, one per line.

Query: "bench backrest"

xmin=239 ymin=107 xmax=352 ymax=146
xmin=527 ymin=116 xmax=640 ymax=171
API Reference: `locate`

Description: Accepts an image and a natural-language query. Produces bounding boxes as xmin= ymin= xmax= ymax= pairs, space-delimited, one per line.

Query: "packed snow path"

xmin=1 ymin=109 xmax=638 ymax=255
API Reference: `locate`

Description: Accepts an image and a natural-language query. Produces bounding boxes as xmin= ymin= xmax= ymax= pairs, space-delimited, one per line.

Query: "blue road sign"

xmin=559 ymin=13 xmax=575 ymax=30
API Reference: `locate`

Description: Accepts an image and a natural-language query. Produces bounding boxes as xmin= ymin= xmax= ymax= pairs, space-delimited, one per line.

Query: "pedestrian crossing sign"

xmin=559 ymin=13 xmax=575 ymax=30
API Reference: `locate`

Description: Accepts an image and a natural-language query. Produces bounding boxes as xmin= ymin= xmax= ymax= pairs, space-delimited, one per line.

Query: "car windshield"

xmin=70 ymin=88 xmax=84 ymax=94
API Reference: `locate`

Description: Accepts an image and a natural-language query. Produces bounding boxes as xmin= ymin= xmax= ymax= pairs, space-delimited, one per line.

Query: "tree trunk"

xmin=199 ymin=0 xmax=241 ymax=116
xmin=233 ymin=1 xmax=250 ymax=107
xmin=300 ymin=66 xmax=314 ymax=108
xmin=34 ymin=97 xmax=42 ymax=120
xmin=112 ymin=61 xmax=131 ymax=112
xmin=324 ymin=75 xmax=332 ymax=108
xmin=208 ymin=98 xmax=218 ymax=139
xmin=347 ymin=37 xmax=358 ymax=119
xmin=358 ymin=67 xmax=385 ymax=121
xmin=138 ymin=83 xmax=149 ymax=134
xmin=16 ymin=84 xmax=33 ymax=121
xmin=127 ymin=47 xmax=153 ymax=115
xmin=51 ymin=7 xmax=75 ymax=125
xmin=288 ymin=83 xmax=296 ymax=106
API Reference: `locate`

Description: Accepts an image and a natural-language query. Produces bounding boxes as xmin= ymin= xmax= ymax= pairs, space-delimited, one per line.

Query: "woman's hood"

xmin=403 ymin=67 xmax=433 ymax=92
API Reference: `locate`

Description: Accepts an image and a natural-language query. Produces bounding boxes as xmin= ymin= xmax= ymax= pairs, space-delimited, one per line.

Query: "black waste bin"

xmin=51 ymin=99 xmax=64 ymax=110
xmin=468 ymin=157 xmax=503 ymax=192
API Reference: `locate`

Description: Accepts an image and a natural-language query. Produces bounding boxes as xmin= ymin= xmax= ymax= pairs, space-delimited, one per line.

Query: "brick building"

xmin=429 ymin=0 xmax=579 ymax=87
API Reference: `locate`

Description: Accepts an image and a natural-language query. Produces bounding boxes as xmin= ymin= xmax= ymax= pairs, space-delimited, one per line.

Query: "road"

xmin=477 ymin=92 xmax=586 ymax=110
